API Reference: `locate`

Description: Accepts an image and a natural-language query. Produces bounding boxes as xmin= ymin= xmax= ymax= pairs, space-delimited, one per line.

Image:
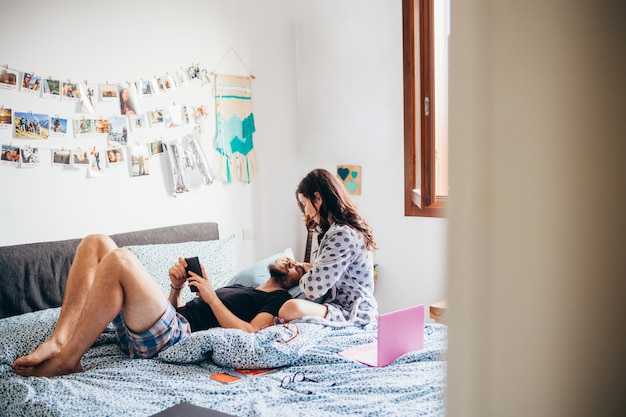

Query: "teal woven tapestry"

xmin=213 ymin=74 xmax=256 ymax=183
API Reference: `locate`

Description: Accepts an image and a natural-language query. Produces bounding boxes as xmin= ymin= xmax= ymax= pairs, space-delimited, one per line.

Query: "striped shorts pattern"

xmin=111 ymin=304 xmax=191 ymax=359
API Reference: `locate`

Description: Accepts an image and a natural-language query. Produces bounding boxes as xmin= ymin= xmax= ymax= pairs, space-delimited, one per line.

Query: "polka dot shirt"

xmin=300 ymin=223 xmax=378 ymax=326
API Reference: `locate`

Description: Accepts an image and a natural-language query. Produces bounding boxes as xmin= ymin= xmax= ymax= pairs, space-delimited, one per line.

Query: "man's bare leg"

xmin=13 ymin=234 xmax=117 ymax=371
xmin=14 ymin=245 xmax=168 ymax=377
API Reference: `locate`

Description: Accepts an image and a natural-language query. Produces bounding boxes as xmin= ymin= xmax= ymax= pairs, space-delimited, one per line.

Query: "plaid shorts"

xmin=111 ymin=304 xmax=191 ymax=359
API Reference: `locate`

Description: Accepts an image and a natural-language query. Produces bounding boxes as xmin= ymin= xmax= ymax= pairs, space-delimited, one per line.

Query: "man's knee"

xmin=79 ymin=234 xmax=117 ymax=256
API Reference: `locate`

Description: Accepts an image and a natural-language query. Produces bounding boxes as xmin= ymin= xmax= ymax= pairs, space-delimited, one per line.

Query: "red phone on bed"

xmin=185 ymin=256 xmax=202 ymax=292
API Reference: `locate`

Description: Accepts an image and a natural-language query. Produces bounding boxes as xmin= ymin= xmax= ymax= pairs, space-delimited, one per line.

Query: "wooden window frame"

xmin=403 ymin=0 xmax=447 ymax=218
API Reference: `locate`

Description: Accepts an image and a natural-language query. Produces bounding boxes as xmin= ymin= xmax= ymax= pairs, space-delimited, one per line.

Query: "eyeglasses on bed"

xmin=279 ymin=371 xmax=336 ymax=395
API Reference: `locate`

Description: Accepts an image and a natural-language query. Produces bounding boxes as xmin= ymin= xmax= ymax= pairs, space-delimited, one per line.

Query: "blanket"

xmin=0 ymin=308 xmax=448 ymax=417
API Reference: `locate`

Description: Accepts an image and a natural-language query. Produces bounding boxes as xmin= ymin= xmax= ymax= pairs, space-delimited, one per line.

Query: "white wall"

xmin=293 ymin=0 xmax=448 ymax=314
xmin=447 ymin=1 xmax=626 ymax=416
xmin=0 ymin=0 xmax=301 ymax=271
xmin=0 ymin=0 xmax=447 ymax=315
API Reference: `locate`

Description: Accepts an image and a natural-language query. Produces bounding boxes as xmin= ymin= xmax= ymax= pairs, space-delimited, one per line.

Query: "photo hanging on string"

xmin=130 ymin=114 xmax=147 ymax=131
xmin=74 ymin=119 xmax=94 ymax=138
xmin=50 ymin=117 xmax=68 ymax=137
xmin=107 ymin=116 xmax=128 ymax=146
xmin=130 ymin=144 xmax=150 ymax=177
xmin=118 ymin=83 xmax=140 ymax=116
xmin=72 ymin=149 xmax=90 ymax=167
xmin=1 ymin=144 xmax=20 ymax=166
xmin=20 ymin=72 xmax=41 ymax=95
xmin=61 ymin=82 xmax=78 ymax=102
xmin=106 ymin=147 xmax=124 ymax=166
xmin=42 ymin=79 xmax=60 ymax=99
xmin=0 ymin=108 xmax=12 ymax=129
xmin=0 ymin=68 xmax=18 ymax=90
xmin=14 ymin=111 xmax=49 ymax=139
xmin=100 ymin=84 xmax=117 ymax=101
xmin=79 ymin=84 xmax=96 ymax=113
xmin=52 ymin=149 xmax=71 ymax=166
xmin=94 ymin=118 xmax=109 ymax=136
xmin=20 ymin=146 xmax=40 ymax=167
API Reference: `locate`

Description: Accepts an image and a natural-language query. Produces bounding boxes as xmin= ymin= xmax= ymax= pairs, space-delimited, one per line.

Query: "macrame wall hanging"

xmin=212 ymin=48 xmax=257 ymax=184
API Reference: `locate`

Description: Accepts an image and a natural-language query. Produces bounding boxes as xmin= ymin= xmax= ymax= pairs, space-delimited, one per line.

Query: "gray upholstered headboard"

xmin=0 ymin=222 xmax=219 ymax=319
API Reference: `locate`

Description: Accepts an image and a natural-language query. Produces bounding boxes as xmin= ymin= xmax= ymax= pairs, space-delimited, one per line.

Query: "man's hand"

xmin=168 ymin=257 xmax=189 ymax=289
xmin=188 ymin=264 xmax=218 ymax=304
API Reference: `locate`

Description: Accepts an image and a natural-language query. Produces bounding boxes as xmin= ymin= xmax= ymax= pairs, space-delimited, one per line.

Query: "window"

xmin=403 ymin=0 xmax=449 ymax=218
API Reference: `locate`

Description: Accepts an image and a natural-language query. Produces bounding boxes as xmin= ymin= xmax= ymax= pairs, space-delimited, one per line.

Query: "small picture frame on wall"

xmin=337 ymin=165 xmax=362 ymax=195
xmin=74 ymin=118 xmax=94 ymax=138
xmin=100 ymin=83 xmax=118 ymax=101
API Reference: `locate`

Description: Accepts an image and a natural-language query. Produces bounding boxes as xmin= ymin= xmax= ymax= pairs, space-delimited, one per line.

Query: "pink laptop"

xmin=339 ymin=304 xmax=425 ymax=367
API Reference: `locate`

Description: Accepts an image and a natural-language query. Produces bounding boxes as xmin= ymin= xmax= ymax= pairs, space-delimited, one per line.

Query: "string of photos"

xmin=0 ymin=50 xmax=257 ymax=194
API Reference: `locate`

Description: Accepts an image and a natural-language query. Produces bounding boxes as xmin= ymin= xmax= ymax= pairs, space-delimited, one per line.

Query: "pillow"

xmin=157 ymin=322 xmax=330 ymax=369
xmin=226 ymin=248 xmax=302 ymax=298
xmin=125 ymin=236 xmax=236 ymax=304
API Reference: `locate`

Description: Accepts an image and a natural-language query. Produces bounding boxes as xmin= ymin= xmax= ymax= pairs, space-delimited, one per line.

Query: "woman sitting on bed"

xmin=278 ymin=168 xmax=378 ymax=327
xmin=12 ymin=236 xmax=305 ymax=378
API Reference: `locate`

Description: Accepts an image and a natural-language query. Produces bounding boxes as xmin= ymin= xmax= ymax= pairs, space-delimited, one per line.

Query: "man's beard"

xmin=268 ymin=262 xmax=291 ymax=289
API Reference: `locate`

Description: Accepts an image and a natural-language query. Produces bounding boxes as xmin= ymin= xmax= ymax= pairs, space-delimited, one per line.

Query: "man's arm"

xmin=167 ymin=257 xmax=189 ymax=308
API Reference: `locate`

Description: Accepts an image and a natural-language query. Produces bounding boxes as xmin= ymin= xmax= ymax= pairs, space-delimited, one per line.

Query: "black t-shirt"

xmin=175 ymin=285 xmax=291 ymax=332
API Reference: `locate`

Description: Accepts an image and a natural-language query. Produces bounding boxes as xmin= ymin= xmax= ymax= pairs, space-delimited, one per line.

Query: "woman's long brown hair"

xmin=296 ymin=168 xmax=376 ymax=251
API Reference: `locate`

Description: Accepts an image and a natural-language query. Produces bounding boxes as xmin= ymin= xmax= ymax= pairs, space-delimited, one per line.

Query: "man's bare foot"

xmin=14 ymin=354 xmax=83 ymax=378
xmin=12 ymin=339 xmax=63 ymax=372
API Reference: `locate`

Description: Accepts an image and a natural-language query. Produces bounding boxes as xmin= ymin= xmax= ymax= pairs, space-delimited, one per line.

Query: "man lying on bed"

xmin=12 ymin=234 xmax=306 ymax=378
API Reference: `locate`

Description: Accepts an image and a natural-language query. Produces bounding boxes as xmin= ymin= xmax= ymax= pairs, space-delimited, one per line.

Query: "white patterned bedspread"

xmin=0 ymin=308 xmax=447 ymax=417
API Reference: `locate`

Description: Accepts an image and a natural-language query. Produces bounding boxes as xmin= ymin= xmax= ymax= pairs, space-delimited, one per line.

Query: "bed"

xmin=0 ymin=223 xmax=447 ymax=417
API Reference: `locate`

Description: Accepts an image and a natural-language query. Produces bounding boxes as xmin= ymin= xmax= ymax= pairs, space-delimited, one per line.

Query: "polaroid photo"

xmin=118 ymin=82 xmax=140 ymax=116
xmin=79 ymin=84 xmax=96 ymax=113
xmin=0 ymin=68 xmax=18 ymax=90
xmin=42 ymin=79 xmax=61 ymax=99
xmin=50 ymin=117 xmax=69 ymax=137
xmin=187 ymin=64 xmax=200 ymax=80
xmin=130 ymin=114 xmax=147 ymax=130
xmin=14 ymin=111 xmax=49 ymax=139
xmin=175 ymin=68 xmax=188 ymax=87
xmin=165 ymin=105 xmax=182 ymax=129
xmin=100 ymin=84 xmax=118 ymax=101
xmin=164 ymin=74 xmax=176 ymax=91
xmin=20 ymin=72 xmax=42 ymax=94
xmin=149 ymin=77 xmax=161 ymax=96
xmin=181 ymin=105 xmax=191 ymax=125
xmin=88 ymin=148 xmax=104 ymax=178
xmin=130 ymin=144 xmax=150 ymax=177
xmin=52 ymin=149 xmax=71 ymax=166
xmin=0 ymin=108 xmax=12 ymax=129
xmin=61 ymin=82 xmax=78 ymax=102
xmin=148 ymin=109 xmax=164 ymax=126
xmin=106 ymin=147 xmax=125 ymax=166
xmin=94 ymin=118 xmax=109 ymax=136
xmin=107 ymin=116 xmax=129 ymax=145
xmin=156 ymin=76 xmax=168 ymax=94
xmin=74 ymin=119 xmax=94 ymax=138
xmin=72 ymin=149 xmax=90 ymax=167
xmin=20 ymin=146 xmax=40 ymax=167
xmin=149 ymin=139 xmax=164 ymax=157
xmin=1 ymin=144 xmax=20 ymax=166
xmin=137 ymin=79 xmax=152 ymax=97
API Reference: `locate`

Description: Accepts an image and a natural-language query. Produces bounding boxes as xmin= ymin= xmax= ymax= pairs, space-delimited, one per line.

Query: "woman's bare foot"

xmin=12 ymin=339 xmax=63 ymax=372
xmin=14 ymin=353 xmax=83 ymax=377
